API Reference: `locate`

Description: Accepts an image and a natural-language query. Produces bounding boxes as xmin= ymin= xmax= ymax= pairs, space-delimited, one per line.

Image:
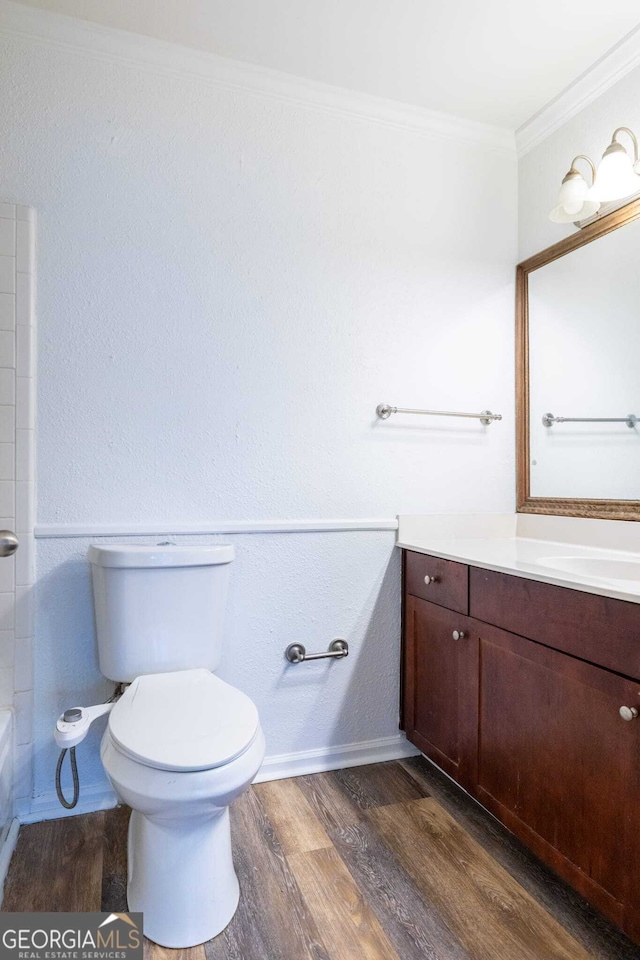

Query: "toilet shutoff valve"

xmin=54 ymin=701 xmax=115 ymax=749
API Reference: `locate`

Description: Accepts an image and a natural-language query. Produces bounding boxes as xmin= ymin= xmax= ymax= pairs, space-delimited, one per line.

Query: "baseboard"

xmin=17 ymin=783 xmax=118 ymax=825
xmin=16 ymin=735 xmax=419 ymax=822
xmin=0 ymin=818 xmax=20 ymax=905
xmin=254 ymin=733 xmax=420 ymax=783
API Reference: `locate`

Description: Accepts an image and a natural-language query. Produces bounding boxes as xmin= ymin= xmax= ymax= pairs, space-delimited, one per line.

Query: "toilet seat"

xmin=108 ymin=668 xmax=259 ymax=772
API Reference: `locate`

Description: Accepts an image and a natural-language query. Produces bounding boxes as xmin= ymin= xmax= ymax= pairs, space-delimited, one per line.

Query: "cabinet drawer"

xmin=470 ymin=567 xmax=640 ymax=680
xmin=404 ymin=551 xmax=468 ymax=614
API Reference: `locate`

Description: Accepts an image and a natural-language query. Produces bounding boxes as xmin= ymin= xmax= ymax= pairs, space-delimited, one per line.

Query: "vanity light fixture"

xmin=549 ymin=155 xmax=600 ymax=223
xmin=550 ymin=127 xmax=640 ymax=224
xmin=590 ymin=127 xmax=640 ymax=202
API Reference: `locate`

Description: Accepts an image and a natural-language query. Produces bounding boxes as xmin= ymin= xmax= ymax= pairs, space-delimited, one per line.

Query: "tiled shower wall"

xmin=0 ymin=201 xmax=36 ymax=818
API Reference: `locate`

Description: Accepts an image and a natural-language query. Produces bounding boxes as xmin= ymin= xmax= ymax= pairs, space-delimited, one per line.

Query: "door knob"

xmin=0 ymin=531 xmax=18 ymax=558
xmin=424 ymin=575 xmax=439 ymax=585
xmin=619 ymin=706 xmax=639 ymax=722
xmin=452 ymin=630 xmax=466 ymax=641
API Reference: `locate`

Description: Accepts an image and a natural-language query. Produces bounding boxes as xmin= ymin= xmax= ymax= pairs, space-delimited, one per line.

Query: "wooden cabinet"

xmin=401 ymin=550 xmax=640 ymax=943
xmin=403 ymin=596 xmax=477 ymax=788
xmin=476 ymin=621 xmax=639 ymax=928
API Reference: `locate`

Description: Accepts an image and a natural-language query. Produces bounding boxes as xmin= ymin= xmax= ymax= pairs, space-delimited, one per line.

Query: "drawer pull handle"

xmin=619 ymin=706 xmax=639 ymax=721
xmin=452 ymin=630 xmax=466 ymax=641
xmin=424 ymin=575 xmax=440 ymax=585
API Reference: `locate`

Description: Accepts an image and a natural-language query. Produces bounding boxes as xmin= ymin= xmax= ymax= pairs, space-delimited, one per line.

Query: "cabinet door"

xmin=403 ymin=596 xmax=478 ymax=788
xmin=475 ymin=621 xmax=640 ymax=931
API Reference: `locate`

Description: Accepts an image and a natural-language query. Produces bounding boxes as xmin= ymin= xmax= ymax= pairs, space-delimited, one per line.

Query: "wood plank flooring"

xmin=3 ymin=758 xmax=639 ymax=960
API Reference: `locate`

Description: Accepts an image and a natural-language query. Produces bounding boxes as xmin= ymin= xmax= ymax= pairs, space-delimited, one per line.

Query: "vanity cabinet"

xmin=404 ymin=596 xmax=477 ymax=788
xmin=401 ymin=550 xmax=640 ymax=942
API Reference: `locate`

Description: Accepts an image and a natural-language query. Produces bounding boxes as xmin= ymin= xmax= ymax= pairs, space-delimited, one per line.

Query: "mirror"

xmin=517 ymin=197 xmax=640 ymax=520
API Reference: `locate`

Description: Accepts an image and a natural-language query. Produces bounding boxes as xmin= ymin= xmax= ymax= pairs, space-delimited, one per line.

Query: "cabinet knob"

xmin=424 ymin=575 xmax=439 ymax=585
xmin=619 ymin=706 xmax=639 ymax=722
xmin=452 ymin=630 xmax=466 ymax=641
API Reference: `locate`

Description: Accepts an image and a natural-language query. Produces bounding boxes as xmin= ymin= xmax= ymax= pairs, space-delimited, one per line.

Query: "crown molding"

xmin=0 ymin=1 xmax=514 ymax=154
xmin=516 ymin=24 xmax=640 ymax=157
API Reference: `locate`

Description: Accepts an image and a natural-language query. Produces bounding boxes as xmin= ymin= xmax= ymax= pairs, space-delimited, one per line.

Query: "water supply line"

xmin=55 ymin=743 xmax=79 ymax=810
xmin=54 ymin=684 xmax=125 ymax=810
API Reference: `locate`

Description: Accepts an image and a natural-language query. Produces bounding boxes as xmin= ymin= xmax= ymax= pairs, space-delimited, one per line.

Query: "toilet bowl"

xmin=100 ymin=668 xmax=265 ymax=948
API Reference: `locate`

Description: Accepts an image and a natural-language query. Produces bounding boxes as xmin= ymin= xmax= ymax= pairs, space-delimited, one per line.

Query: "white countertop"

xmin=397 ymin=513 xmax=640 ymax=605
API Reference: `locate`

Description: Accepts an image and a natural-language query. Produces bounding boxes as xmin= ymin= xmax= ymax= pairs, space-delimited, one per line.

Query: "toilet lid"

xmin=108 ymin=669 xmax=260 ymax=772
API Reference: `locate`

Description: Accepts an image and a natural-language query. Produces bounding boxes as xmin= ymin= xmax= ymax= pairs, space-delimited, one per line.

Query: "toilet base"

xmin=127 ymin=807 xmax=240 ymax=948
xmin=100 ymin=723 xmax=265 ymax=949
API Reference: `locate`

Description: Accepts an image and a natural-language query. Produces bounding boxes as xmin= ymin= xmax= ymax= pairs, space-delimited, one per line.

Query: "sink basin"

xmin=537 ymin=555 xmax=640 ymax=582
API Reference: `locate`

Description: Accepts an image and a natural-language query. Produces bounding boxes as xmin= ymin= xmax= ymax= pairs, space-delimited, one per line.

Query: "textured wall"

xmin=0 ymin=19 xmax=517 ymax=814
xmin=36 ymin=531 xmax=400 ymax=799
xmin=6 ymin=46 xmax=518 ymax=526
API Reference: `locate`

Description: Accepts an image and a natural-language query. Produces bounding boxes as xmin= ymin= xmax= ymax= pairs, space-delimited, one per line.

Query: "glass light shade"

xmin=548 ymin=172 xmax=600 ymax=223
xmin=557 ymin=174 xmax=588 ymax=215
xmin=549 ymin=198 xmax=600 ymax=223
xmin=592 ymin=142 xmax=640 ymax=201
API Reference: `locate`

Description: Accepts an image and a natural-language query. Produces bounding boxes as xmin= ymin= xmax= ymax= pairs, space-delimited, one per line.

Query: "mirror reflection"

xmin=528 ymin=217 xmax=640 ymax=500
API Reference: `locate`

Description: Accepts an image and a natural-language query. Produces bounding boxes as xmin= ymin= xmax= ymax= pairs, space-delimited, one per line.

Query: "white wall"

xmin=519 ymin=62 xmax=640 ymax=502
xmin=0 ymin=6 xmax=517 ymax=817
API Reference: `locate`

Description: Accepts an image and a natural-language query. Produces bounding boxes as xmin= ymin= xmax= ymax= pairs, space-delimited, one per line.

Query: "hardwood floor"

xmin=3 ymin=758 xmax=639 ymax=960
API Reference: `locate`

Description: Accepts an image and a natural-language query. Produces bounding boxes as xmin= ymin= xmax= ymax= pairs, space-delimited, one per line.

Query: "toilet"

xmin=88 ymin=543 xmax=265 ymax=949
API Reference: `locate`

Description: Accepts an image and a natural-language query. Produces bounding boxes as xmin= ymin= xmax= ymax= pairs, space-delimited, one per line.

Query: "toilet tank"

xmin=88 ymin=544 xmax=234 ymax=682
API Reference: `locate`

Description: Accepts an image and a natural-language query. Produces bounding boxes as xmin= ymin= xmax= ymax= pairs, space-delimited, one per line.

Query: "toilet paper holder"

xmin=285 ymin=638 xmax=349 ymax=663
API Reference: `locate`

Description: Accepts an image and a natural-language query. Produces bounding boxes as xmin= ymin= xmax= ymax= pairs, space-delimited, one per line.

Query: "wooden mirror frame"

xmin=516 ymin=196 xmax=640 ymax=521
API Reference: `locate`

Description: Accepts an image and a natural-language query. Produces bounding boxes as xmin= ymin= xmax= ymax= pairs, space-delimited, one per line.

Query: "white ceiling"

xmin=14 ymin=0 xmax=640 ymax=129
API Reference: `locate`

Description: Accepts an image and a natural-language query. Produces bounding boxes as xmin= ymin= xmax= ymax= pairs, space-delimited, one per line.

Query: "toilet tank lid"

xmin=87 ymin=544 xmax=234 ymax=568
